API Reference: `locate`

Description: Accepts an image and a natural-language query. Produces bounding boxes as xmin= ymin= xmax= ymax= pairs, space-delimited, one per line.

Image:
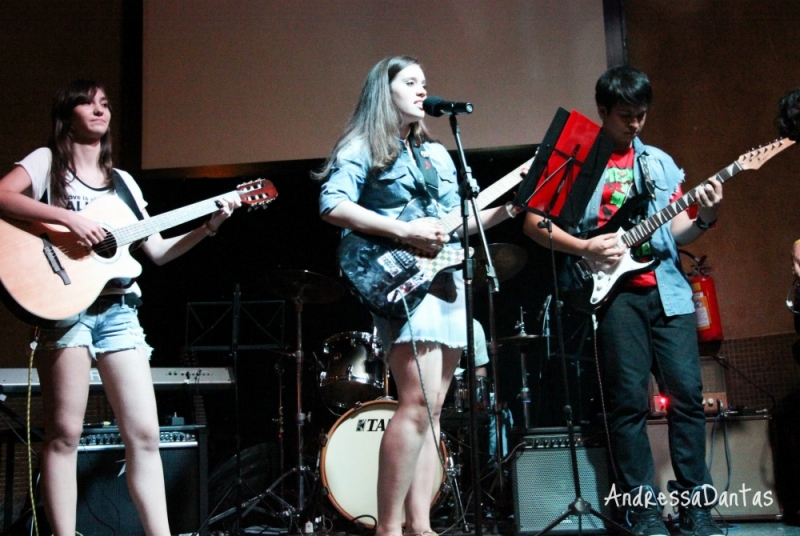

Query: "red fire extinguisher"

xmin=680 ymin=250 xmax=724 ymax=342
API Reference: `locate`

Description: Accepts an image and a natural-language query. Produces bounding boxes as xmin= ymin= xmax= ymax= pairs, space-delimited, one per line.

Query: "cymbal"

xmin=261 ymin=270 xmax=344 ymax=304
xmin=474 ymin=243 xmax=527 ymax=288
xmin=497 ymin=332 xmax=541 ymax=347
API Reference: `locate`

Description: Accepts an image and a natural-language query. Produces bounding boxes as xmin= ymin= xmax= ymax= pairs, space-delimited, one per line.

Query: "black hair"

xmin=776 ymin=87 xmax=800 ymax=141
xmin=595 ymin=65 xmax=653 ymax=111
xmin=48 ymin=79 xmax=113 ymax=206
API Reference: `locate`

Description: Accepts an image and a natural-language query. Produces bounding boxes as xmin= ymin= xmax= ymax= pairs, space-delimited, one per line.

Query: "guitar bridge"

xmin=40 ymin=234 xmax=71 ymax=286
xmin=387 ymin=271 xmax=427 ymax=304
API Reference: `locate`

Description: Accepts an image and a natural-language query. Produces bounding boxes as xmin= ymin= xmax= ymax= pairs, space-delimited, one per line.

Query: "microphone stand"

xmin=449 ymin=113 xmax=495 ymax=536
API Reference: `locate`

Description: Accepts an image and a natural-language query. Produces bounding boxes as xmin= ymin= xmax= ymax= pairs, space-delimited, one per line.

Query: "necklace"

xmin=609 ymin=148 xmax=635 ymax=169
xmin=72 ymin=170 xmax=108 ymax=188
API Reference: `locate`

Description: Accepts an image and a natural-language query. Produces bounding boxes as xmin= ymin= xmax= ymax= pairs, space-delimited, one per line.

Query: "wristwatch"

xmin=694 ymin=216 xmax=717 ymax=231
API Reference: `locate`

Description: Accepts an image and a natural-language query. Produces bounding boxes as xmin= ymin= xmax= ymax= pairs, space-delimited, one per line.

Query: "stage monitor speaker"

xmin=512 ymin=432 xmax=611 ymax=535
xmin=75 ymin=425 xmax=208 ymax=536
xmin=647 ymin=415 xmax=780 ymax=520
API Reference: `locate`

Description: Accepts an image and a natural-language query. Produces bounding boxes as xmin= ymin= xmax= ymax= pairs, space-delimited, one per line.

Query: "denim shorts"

xmin=37 ymin=296 xmax=152 ymax=360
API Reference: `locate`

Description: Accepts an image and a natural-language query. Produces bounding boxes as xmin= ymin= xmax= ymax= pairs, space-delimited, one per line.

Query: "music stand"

xmin=512 ymin=109 xmax=629 ymax=535
xmin=184 ymin=293 xmax=285 ymax=534
xmin=515 ymin=108 xmax=612 ymax=230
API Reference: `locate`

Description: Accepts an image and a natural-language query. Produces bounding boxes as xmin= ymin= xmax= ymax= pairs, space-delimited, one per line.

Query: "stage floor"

xmin=234 ymin=522 xmax=800 ymax=535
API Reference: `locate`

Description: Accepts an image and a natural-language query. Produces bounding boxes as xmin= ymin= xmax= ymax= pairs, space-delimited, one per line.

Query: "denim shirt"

xmin=573 ymin=137 xmax=693 ymax=317
xmin=319 ymin=137 xmax=460 ymax=231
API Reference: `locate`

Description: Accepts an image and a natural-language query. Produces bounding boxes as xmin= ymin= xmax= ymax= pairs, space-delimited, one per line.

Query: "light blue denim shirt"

xmin=319 ymin=137 xmax=460 ymax=225
xmin=572 ymin=137 xmax=694 ymax=317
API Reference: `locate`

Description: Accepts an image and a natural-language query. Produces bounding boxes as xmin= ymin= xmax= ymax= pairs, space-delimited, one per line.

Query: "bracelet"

xmin=504 ymin=201 xmax=517 ymax=219
xmin=694 ymin=216 xmax=717 ymax=231
xmin=203 ymin=221 xmax=218 ymax=237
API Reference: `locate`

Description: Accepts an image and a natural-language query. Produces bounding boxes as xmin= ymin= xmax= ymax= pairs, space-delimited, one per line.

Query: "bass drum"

xmin=319 ymin=400 xmax=448 ymax=528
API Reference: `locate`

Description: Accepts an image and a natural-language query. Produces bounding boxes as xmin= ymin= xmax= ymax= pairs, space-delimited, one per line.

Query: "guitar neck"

xmin=439 ymin=156 xmax=535 ymax=234
xmin=621 ymin=160 xmax=742 ymax=247
xmin=112 ymin=196 xmax=227 ymax=246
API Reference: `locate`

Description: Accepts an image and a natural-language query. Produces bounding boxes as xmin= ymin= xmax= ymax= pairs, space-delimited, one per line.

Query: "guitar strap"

xmin=409 ymin=139 xmax=439 ymax=198
xmin=43 ymin=169 xmax=145 ymax=222
xmin=637 ymin=154 xmax=657 ymax=199
xmin=111 ymin=170 xmax=145 ymax=221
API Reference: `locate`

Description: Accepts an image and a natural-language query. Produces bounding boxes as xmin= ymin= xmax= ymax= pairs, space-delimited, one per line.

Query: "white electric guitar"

xmin=568 ymin=138 xmax=794 ymax=312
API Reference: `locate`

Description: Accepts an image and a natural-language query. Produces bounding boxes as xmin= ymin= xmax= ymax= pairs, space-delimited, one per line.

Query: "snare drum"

xmin=320 ymin=400 xmax=447 ymax=528
xmin=320 ymin=332 xmax=385 ymax=411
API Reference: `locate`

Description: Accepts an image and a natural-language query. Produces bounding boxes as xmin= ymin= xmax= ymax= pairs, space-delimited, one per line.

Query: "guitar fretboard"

xmin=621 ymin=162 xmax=742 ymax=248
xmin=621 ymin=138 xmax=793 ymax=247
xmin=439 ymin=156 xmax=534 ymax=234
xmin=110 ymin=197 xmax=227 ymax=246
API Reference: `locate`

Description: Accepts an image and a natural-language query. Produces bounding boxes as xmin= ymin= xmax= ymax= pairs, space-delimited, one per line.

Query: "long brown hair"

xmin=47 ymin=80 xmax=113 ymax=206
xmin=312 ymin=55 xmax=431 ymax=181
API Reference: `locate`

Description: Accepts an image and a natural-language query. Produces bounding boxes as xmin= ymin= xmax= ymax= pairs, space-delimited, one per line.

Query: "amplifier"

xmin=649 ymin=357 xmax=727 ymax=416
xmin=647 ymin=415 xmax=780 ymax=520
xmin=512 ymin=428 xmax=611 ymax=534
xmin=75 ymin=425 xmax=208 ymax=536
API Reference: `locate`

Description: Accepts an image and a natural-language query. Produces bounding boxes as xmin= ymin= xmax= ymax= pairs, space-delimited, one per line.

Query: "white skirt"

xmin=372 ymin=270 xmax=467 ymax=354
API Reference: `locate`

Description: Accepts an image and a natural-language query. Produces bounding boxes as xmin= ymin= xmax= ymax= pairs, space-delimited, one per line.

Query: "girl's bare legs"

xmin=36 ymin=348 xmax=93 ymax=536
xmin=403 ymin=345 xmax=460 ymax=534
xmin=97 ymin=349 xmax=171 ymax=536
xmin=374 ymin=343 xmax=462 ymax=536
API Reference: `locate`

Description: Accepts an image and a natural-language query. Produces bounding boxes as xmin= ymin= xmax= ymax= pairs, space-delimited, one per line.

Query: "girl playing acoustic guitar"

xmin=0 ymin=80 xmax=238 ymax=536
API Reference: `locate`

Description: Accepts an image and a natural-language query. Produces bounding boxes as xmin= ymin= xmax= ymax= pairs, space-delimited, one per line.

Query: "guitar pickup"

xmin=41 ymin=234 xmax=71 ymax=285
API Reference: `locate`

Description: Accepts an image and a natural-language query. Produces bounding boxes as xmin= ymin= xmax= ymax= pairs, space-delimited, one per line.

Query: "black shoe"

xmin=679 ymin=507 xmax=723 ymax=536
xmin=625 ymin=506 xmax=669 ymax=536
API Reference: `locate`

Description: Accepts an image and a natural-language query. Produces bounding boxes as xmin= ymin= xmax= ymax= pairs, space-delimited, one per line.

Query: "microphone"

xmin=423 ymin=96 xmax=474 ymax=117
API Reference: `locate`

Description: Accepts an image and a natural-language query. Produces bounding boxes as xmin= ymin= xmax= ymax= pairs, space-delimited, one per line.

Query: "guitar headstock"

xmin=738 ymin=137 xmax=795 ymax=171
xmin=236 ymin=178 xmax=278 ymax=209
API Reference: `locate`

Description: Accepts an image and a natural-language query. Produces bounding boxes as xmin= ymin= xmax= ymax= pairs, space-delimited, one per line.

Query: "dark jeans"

xmin=597 ymin=286 xmax=712 ymax=495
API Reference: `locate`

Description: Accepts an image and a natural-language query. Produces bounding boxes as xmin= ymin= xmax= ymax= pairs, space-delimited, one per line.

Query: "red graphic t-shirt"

xmin=597 ymin=148 xmax=682 ymax=288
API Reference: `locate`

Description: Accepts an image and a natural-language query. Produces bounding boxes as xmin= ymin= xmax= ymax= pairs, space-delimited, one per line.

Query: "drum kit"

xmin=222 ymin=242 xmax=532 ymax=532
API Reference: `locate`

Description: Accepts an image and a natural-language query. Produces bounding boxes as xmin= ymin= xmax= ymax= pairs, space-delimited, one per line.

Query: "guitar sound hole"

xmin=92 ymin=231 xmax=117 ymax=259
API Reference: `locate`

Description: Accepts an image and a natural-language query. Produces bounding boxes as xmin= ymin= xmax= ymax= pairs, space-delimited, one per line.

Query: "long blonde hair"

xmin=312 ymin=55 xmax=431 ymax=181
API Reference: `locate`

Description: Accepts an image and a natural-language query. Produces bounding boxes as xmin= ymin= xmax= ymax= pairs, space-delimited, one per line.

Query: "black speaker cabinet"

xmin=75 ymin=425 xmax=208 ymax=536
xmin=647 ymin=415 xmax=780 ymax=520
xmin=512 ymin=432 xmax=611 ymax=534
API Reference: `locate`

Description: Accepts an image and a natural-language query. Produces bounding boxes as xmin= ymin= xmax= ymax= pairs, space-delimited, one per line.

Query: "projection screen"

xmin=142 ymin=0 xmax=608 ymax=171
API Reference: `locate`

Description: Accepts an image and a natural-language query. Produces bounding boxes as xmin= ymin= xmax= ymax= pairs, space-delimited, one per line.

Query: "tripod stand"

xmin=513 ymin=108 xmax=629 ymax=535
xmin=253 ymin=270 xmax=344 ymax=531
xmin=534 ymin=218 xmax=628 ymax=536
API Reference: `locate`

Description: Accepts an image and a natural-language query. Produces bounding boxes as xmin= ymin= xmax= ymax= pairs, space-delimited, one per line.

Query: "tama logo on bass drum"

xmin=356 ymin=418 xmax=390 ymax=432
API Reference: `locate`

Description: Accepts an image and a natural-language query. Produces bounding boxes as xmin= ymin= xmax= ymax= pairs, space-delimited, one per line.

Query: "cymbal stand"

xmin=484 ymin=275 xmax=507 ymax=522
xmin=273 ymin=354 xmax=286 ymax=499
xmin=291 ymin=296 xmax=310 ymax=514
xmin=515 ymin=307 xmax=533 ymax=430
xmin=210 ymin=296 xmax=316 ymax=533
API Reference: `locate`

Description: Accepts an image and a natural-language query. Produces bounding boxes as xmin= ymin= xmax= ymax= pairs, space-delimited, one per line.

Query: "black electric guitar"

xmin=0 ymin=179 xmax=277 ymax=327
xmin=337 ymin=156 xmax=534 ymax=318
xmin=567 ymin=138 xmax=795 ymax=313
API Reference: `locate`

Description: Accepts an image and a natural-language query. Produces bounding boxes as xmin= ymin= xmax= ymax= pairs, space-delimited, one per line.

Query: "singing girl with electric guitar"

xmin=316 ymin=56 xmax=521 ymax=536
xmin=0 ymin=80 xmax=248 ymax=536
